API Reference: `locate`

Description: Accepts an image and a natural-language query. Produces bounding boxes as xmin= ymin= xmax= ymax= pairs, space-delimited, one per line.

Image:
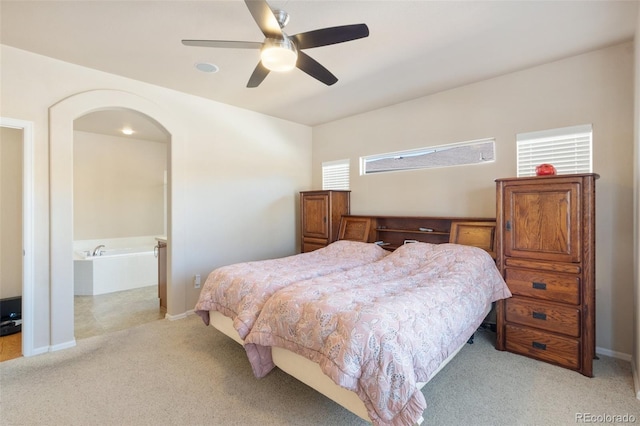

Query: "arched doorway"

xmin=73 ymin=108 xmax=169 ymax=338
xmin=49 ymin=90 xmax=183 ymax=350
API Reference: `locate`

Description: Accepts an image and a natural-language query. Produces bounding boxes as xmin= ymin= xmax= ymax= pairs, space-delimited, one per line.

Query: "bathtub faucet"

xmin=92 ymin=245 xmax=105 ymax=256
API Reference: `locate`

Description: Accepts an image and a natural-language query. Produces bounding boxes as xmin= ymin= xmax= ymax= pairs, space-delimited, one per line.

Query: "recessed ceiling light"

xmin=195 ymin=62 xmax=219 ymax=73
xmin=122 ymin=128 xmax=134 ymax=135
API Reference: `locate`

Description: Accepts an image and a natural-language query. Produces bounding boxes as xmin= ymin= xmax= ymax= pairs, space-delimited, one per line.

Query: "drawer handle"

xmin=532 ymin=311 xmax=547 ymax=320
xmin=532 ymin=341 xmax=547 ymax=350
xmin=532 ymin=281 xmax=547 ymax=290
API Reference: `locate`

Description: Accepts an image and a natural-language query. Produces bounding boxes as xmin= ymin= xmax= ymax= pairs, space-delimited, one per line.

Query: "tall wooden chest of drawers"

xmin=495 ymin=174 xmax=598 ymax=377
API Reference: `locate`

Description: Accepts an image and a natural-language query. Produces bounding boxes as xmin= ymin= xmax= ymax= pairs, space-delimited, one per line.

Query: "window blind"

xmin=322 ymin=159 xmax=350 ymax=190
xmin=517 ymin=124 xmax=592 ymax=177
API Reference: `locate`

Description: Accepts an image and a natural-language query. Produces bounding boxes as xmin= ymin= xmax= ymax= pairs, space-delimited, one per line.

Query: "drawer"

xmin=302 ymin=238 xmax=327 ymax=253
xmin=504 ymin=258 xmax=581 ymax=274
xmin=505 ymin=268 xmax=580 ymax=305
xmin=505 ymin=324 xmax=580 ymax=370
xmin=505 ymin=297 xmax=580 ymax=337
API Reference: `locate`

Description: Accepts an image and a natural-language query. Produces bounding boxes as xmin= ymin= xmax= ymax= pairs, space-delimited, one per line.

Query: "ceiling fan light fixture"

xmin=260 ymin=37 xmax=297 ymax=72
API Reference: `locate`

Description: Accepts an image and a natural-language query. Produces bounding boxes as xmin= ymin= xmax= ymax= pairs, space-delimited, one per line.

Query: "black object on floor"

xmin=0 ymin=296 xmax=21 ymax=336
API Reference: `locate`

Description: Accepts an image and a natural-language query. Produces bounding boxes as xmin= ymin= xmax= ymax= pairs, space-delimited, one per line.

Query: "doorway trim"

xmin=0 ymin=117 xmax=35 ymax=357
xmin=49 ymin=89 xmax=183 ymax=350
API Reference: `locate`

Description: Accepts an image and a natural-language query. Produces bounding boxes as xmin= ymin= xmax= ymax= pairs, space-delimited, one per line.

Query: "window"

xmin=360 ymin=138 xmax=495 ymax=175
xmin=322 ymin=159 xmax=349 ymax=190
xmin=516 ymin=124 xmax=592 ymax=177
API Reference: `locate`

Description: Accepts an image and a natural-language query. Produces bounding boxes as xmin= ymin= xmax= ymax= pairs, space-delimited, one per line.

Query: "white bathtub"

xmin=75 ymin=247 xmax=153 ymax=259
xmin=73 ymin=240 xmax=159 ymax=296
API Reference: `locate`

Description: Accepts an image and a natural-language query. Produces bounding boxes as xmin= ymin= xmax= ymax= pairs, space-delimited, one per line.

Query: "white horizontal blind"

xmin=322 ymin=159 xmax=350 ymax=190
xmin=517 ymin=124 xmax=592 ymax=177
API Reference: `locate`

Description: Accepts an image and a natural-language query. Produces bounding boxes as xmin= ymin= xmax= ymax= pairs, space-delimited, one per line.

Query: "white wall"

xmin=0 ymin=45 xmax=312 ymax=353
xmin=73 ymin=131 xmax=166 ymax=240
xmin=314 ymin=42 xmax=635 ymax=357
xmin=0 ymin=127 xmax=23 ymax=299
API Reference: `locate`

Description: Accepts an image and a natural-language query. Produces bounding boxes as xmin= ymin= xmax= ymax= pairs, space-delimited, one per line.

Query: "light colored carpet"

xmin=1 ymin=315 xmax=638 ymax=426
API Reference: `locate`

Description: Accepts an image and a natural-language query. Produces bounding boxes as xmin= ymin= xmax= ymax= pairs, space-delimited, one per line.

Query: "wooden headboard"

xmin=449 ymin=221 xmax=496 ymax=259
xmin=338 ymin=215 xmax=496 ymax=258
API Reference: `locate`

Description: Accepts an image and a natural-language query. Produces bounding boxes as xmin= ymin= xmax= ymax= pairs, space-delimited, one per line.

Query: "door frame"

xmin=49 ymin=89 xmax=186 ymax=350
xmin=0 ymin=117 xmax=35 ymax=357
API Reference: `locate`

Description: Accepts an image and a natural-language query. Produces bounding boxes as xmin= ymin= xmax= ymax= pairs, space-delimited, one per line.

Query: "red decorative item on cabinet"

xmin=535 ymin=163 xmax=556 ymax=176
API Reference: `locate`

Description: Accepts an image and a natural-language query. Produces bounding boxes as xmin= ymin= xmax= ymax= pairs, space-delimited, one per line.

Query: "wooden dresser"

xmin=495 ymin=174 xmax=598 ymax=377
xmin=300 ymin=190 xmax=350 ymax=252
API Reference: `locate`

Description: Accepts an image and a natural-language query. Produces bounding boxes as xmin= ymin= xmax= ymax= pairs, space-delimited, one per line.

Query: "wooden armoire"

xmin=495 ymin=173 xmax=598 ymax=377
xmin=300 ymin=190 xmax=350 ymax=253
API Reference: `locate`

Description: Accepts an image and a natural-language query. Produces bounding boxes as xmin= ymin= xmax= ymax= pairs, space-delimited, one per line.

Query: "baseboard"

xmin=595 ymin=345 xmax=632 ymax=362
xmin=49 ymin=339 xmax=76 ymax=352
xmin=29 ymin=346 xmax=50 ymax=357
xmin=632 ymin=358 xmax=640 ymax=400
xmin=165 ymin=309 xmax=194 ymax=321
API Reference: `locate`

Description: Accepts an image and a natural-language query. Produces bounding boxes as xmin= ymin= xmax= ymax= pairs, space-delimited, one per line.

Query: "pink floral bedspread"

xmin=243 ymin=243 xmax=511 ymax=426
xmin=194 ymin=240 xmax=388 ymax=339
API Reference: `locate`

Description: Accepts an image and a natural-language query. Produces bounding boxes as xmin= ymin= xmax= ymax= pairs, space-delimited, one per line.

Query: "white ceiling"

xmin=74 ymin=110 xmax=171 ymax=143
xmin=1 ymin=0 xmax=638 ymax=139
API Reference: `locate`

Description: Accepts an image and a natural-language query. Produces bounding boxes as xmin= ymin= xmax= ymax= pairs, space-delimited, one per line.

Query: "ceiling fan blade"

xmin=296 ymin=51 xmax=338 ymax=86
xmin=182 ymin=40 xmax=263 ymax=49
xmin=244 ymin=0 xmax=283 ymax=39
xmin=291 ymin=24 xmax=369 ymax=49
xmin=247 ymin=62 xmax=270 ymax=88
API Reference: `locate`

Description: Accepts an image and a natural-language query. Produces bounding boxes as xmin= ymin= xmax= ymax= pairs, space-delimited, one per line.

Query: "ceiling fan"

xmin=182 ymin=0 xmax=369 ymax=88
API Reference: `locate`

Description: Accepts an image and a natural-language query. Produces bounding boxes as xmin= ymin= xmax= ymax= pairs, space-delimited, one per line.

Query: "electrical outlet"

xmin=194 ymin=274 xmax=201 ymax=289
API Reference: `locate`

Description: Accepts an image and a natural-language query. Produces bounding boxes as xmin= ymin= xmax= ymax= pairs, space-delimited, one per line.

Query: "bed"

xmin=243 ymin=242 xmax=510 ymax=425
xmin=195 ymin=239 xmax=389 ymax=339
xmin=196 ymin=217 xmax=511 ymax=425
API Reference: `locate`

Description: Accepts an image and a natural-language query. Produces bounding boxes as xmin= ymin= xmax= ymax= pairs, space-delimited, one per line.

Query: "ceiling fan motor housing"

xmin=271 ymin=9 xmax=290 ymax=28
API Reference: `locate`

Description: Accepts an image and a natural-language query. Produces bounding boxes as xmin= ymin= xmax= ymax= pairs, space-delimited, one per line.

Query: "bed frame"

xmin=209 ymin=308 xmax=484 ymax=424
xmin=207 ymin=217 xmax=497 ymax=424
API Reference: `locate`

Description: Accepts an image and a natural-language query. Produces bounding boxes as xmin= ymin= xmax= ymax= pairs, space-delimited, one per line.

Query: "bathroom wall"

xmin=0 ymin=127 xmax=23 ymax=299
xmin=73 ymin=130 xmax=167 ymax=240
